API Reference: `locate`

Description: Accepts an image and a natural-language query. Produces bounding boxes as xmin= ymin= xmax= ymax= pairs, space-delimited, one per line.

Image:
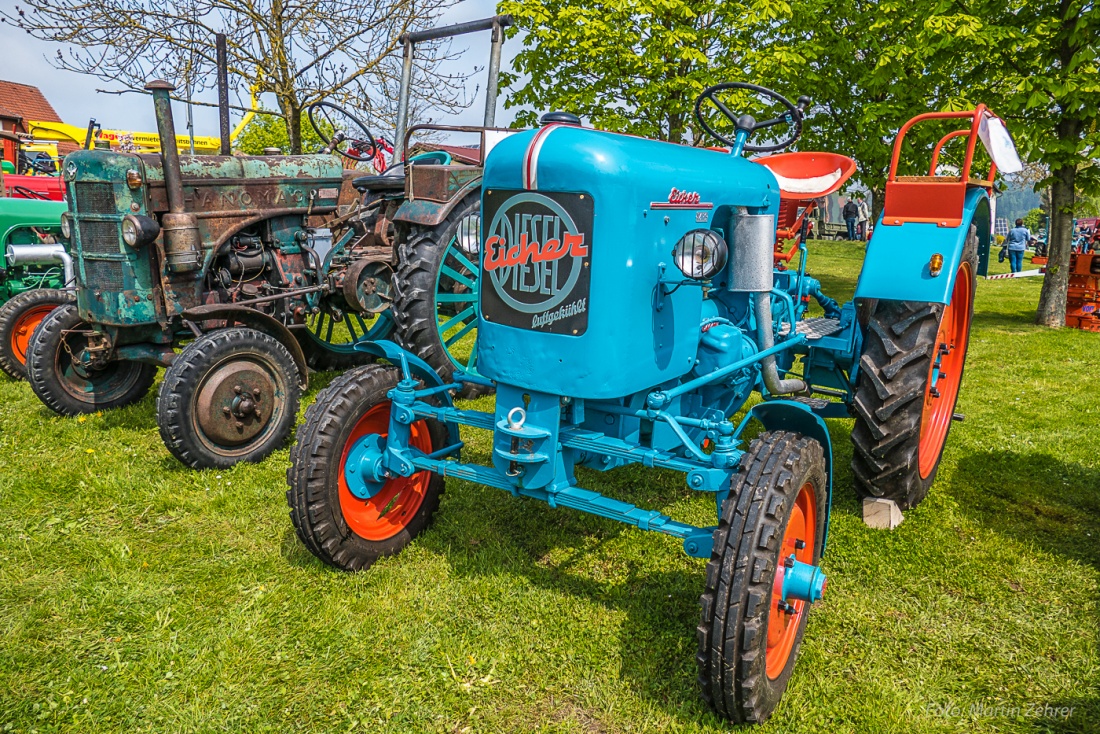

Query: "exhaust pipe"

xmin=145 ymin=80 xmax=202 ymax=273
xmin=727 ymin=209 xmax=807 ymax=396
xmin=5 ymin=243 xmax=74 ymax=286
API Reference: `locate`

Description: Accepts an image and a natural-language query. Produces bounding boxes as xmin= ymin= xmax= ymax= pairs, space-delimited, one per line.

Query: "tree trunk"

xmin=1035 ymin=162 xmax=1076 ymax=327
xmin=871 ymin=184 xmax=885 ymax=227
xmin=279 ymin=95 xmax=303 ymax=154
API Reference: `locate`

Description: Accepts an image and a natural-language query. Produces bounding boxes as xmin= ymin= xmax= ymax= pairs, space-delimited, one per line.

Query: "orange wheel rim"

xmin=766 ymin=481 xmax=817 ymax=679
xmin=337 ymin=403 xmax=433 ymax=541
xmin=9 ymin=304 xmax=54 ymax=365
xmin=918 ymin=261 xmax=973 ymax=478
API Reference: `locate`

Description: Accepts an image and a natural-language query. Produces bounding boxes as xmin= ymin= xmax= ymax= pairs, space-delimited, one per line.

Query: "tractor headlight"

xmin=59 ymin=212 xmax=72 ymax=239
xmin=673 ymin=229 xmax=728 ymax=279
xmin=456 ymin=213 xmax=481 ymax=257
xmin=121 ymin=214 xmax=161 ymax=249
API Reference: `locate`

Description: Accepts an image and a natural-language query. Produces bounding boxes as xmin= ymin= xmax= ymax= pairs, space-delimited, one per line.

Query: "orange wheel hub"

xmin=766 ymin=481 xmax=817 ymax=679
xmin=337 ymin=403 xmax=433 ymax=541
xmin=9 ymin=304 xmax=54 ymax=366
xmin=918 ymin=261 xmax=972 ymax=478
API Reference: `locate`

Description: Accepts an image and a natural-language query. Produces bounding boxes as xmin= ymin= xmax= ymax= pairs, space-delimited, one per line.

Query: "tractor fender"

xmin=352 ymin=339 xmax=460 ymax=446
xmin=854 ymin=188 xmax=991 ymax=304
xmin=392 ymin=177 xmax=481 ymax=228
xmin=180 ymin=304 xmax=309 ymax=389
xmin=747 ymin=400 xmax=834 ymax=551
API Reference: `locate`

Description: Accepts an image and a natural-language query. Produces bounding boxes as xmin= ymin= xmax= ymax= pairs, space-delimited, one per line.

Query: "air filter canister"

xmin=727 ymin=212 xmax=776 ymax=292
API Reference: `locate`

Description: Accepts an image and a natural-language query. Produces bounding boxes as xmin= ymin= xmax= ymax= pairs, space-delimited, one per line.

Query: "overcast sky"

xmin=0 ymin=0 xmax=520 ymax=144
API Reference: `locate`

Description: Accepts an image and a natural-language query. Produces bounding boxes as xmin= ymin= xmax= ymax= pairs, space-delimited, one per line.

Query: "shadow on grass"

xmin=1034 ymin=695 xmax=1100 ymax=734
xmin=948 ymin=450 xmax=1100 ymax=570
xmin=971 ymin=308 xmax=1043 ymax=331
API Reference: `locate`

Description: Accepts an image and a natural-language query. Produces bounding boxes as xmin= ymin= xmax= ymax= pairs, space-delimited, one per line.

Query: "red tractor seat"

xmin=753 ymin=152 xmax=857 ymax=199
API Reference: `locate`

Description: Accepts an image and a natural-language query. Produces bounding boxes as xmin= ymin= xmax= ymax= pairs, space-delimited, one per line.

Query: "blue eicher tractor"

xmin=286 ymin=84 xmax=1002 ymax=722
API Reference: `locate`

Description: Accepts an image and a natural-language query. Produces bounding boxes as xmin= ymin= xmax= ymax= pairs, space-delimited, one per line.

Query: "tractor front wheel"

xmin=0 ymin=288 xmax=74 ymax=380
xmin=26 ymin=304 xmax=157 ymax=415
xmin=286 ymin=363 xmax=447 ymax=571
xmin=850 ymin=233 xmax=977 ymax=508
xmin=157 ymin=327 xmax=301 ymax=469
xmin=697 ymin=431 xmax=827 ymax=724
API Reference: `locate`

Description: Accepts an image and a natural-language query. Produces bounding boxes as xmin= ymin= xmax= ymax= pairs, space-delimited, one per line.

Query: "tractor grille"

xmin=77 ymin=220 xmax=121 ymax=255
xmin=74 ymin=182 xmax=115 ymax=213
xmin=81 ymin=258 xmax=126 ymax=290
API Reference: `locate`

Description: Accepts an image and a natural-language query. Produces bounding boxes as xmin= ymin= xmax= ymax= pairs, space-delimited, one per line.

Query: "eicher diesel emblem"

xmin=481 ymin=190 xmax=593 ymax=335
xmin=650 ymin=187 xmax=713 ymax=210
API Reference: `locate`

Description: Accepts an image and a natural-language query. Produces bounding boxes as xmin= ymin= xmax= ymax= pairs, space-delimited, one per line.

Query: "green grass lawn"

xmin=0 ymin=243 xmax=1096 ymax=733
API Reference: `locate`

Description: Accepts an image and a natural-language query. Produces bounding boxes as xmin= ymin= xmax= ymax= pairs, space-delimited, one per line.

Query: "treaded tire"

xmin=392 ymin=192 xmax=489 ymax=399
xmin=0 ymin=288 xmax=73 ymax=380
xmin=157 ymin=327 xmax=301 ymax=469
xmin=850 ymin=230 xmax=977 ymax=509
xmin=26 ymin=303 xmax=157 ymax=415
xmin=286 ymin=363 xmax=448 ymax=571
xmin=697 ymin=431 xmax=827 ymax=724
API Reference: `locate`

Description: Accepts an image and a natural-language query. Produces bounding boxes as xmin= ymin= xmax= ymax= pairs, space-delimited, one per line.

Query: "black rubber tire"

xmin=286 ymin=363 xmax=448 ymax=571
xmin=0 ymin=288 xmax=73 ymax=380
xmin=26 ymin=303 xmax=157 ymax=415
xmin=697 ymin=431 xmax=827 ymax=724
xmin=850 ymin=230 xmax=977 ymax=509
xmin=157 ymin=327 xmax=301 ymax=469
xmin=392 ymin=192 xmax=490 ymax=399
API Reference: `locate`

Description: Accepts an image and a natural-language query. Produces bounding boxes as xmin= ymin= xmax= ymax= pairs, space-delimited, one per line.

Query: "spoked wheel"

xmin=698 ymin=431 xmax=827 ymax=724
xmin=157 ymin=327 xmax=301 ymax=469
xmin=851 ymin=230 xmax=978 ymax=508
xmin=393 ymin=191 xmax=488 ymax=398
xmin=298 ymin=304 xmax=394 ymax=372
xmin=287 ymin=363 xmax=447 ymax=571
xmin=26 ymin=303 xmax=157 ymax=415
xmin=0 ymin=288 xmax=73 ymax=380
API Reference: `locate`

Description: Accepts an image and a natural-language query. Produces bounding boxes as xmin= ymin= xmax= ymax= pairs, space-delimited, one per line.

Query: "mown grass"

xmin=0 ymin=243 xmax=1096 ymax=733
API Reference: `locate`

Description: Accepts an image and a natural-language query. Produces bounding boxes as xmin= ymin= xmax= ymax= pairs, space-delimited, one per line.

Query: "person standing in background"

xmin=856 ymin=196 xmax=870 ymax=241
xmin=842 ymin=196 xmax=859 ymax=241
xmin=1003 ymin=218 xmax=1030 ymax=273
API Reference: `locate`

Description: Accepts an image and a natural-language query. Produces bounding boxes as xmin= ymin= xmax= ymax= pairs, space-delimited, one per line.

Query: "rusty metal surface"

xmin=195 ymin=361 xmax=277 ymax=445
xmin=394 ymin=176 xmax=482 ymax=227
xmin=407 ymin=165 xmax=482 ymax=204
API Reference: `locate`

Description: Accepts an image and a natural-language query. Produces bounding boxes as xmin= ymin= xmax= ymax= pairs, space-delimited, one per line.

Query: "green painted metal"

xmin=0 ymin=198 xmax=66 ymax=302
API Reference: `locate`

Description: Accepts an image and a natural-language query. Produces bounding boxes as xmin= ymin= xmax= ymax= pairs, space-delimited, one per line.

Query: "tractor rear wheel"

xmin=157 ymin=327 xmax=300 ymax=469
xmin=392 ymin=192 xmax=488 ymax=398
xmin=850 ymin=231 xmax=977 ymax=509
xmin=697 ymin=431 xmax=827 ymax=724
xmin=286 ymin=363 xmax=447 ymax=571
xmin=26 ymin=304 xmax=156 ymax=415
xmin=0 ymin=288 xmax=73 ymax=380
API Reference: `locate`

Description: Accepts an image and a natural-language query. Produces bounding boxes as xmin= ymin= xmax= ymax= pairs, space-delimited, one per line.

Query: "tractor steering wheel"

xmin=694 ymin=82 xmax=809 ymax=153
xmin=306 ymin=101 xmax=378 ymax=162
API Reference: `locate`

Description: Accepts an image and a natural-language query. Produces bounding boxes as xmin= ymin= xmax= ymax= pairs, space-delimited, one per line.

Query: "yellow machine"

xmin=27 ymin=120 xmax=223 ymax=155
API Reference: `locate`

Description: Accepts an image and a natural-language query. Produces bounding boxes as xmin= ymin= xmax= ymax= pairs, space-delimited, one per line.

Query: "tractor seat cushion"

xmin=353 ymin=174 xmax=405 ymax=192
xmin=753 ymin=151 xmax=857 ymax=199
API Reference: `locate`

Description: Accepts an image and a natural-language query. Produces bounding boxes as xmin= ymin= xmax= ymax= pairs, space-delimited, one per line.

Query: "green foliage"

xmin=0 ymin=244 xmax=1097 ymax=732
xmin=1022 ymin=207 xmax=1046 ymax=231
xmin=499 ymin=0 xmax=780 ymax=142
xmin=234 ymin=112 xmax=331 ymax=156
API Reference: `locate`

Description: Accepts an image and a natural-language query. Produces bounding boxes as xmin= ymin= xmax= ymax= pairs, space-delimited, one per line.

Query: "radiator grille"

xmin=81 ymin=259 xmax=126 ymax=290
xmin=74 ymin=182 xmax=116 ymax=213
xmin=77 ymin=220 xmax=120 ymax=255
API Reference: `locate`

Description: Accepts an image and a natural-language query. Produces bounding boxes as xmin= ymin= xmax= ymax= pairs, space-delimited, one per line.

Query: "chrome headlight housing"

xmin=673 ymin=229 xmax=728 ymax=279
xmin=59 ymin=211 xmax=72 ymax=240
xmin=456 ymin=213 xmax=481 ymax=257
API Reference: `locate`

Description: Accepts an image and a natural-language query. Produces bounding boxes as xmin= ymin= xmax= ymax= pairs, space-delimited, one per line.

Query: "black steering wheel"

xmin=694 ymin=82 xmax=809 ymax=153
xmin=306 ymin=101 xmax=378 ymax=162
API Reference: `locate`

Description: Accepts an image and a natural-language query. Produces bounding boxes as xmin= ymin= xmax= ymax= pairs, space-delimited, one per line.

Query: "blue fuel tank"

xmin=477 ymin=124 xmax=780 ymax=399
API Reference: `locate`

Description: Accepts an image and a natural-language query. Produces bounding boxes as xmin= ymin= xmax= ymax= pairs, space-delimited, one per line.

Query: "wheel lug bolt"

xmin=235 ymin=421 xmax=244 ymax=430
xmin=930 ymin=387 xmax=941 ymax=398
xmin=222 ymin=407 xmax=231 ymax=416
xmin=253 ymin=388 xmax=261 ymax=398
xmin=234 ymin=385 xmax=242 ymax=394
xmin=794 ymin=539 xmax=806 ymax=550
xmin=783 ymin=557 xmax=794 ymax=568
